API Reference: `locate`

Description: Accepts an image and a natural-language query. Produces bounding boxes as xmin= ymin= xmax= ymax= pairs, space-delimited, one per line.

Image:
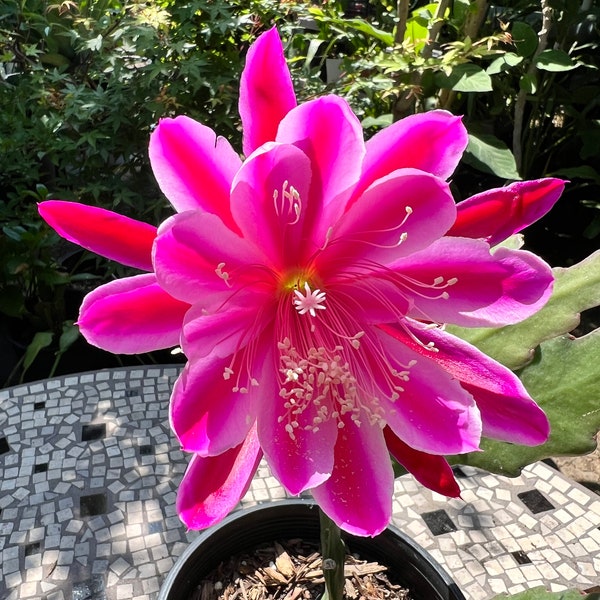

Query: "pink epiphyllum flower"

xmin=38 ymin=28 xmax=557 ymax=537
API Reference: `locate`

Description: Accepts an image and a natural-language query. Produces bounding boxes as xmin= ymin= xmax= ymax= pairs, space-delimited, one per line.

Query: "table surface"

xmin=0 ymin=365 xmax=599 ymax=600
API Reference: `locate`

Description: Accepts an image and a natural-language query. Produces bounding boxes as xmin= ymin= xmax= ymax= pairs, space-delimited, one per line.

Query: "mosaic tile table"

xmin=0 ymin=366 xmax=599 ymax=600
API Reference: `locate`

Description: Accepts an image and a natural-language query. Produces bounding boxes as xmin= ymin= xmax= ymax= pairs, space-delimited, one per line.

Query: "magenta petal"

xmin=374 ymin=327 xmax=482 ymax=455
xmin=392 ymin=237 xmax=553 ymax=326
xmin=230 ymin=143 xmax=312 ymax=269
xmin=154 ymin=211 xmax=269 ymax=306
xmin=319 ymin=169 xmax=456 ymax=271
xmin=240 ymin=27 xmax=297 ymax=156
xmin=393 ymin=321 xmax=550 ymax=445
xmin=311 ymin=415 xmax=393 ymax=537
xmin=258 ymin=372 xmax=337 ymax=495
xmin=39 ymin=201 xmax=155 ymax=271
xmin=182 ymin=301 xmax=271 ymax=361
xmin=149 ymin=116 xmax=242 ymax=231
xmin=177 ymin=427 xmax=262 ymax=529
xmin=276 ymin=96 xmax=364 ymax=249
xmin=170 ymin=339 xmax=276 ymax=456
xmin=78 ymin=274 xmax=189 ymax=353
xmin=384 ymin=428 xmax=460 ymax=497
xmin=449 ymin=178 xmax=565 ymax=245
xmin=353 ymin=110 xmax=468 ymax=202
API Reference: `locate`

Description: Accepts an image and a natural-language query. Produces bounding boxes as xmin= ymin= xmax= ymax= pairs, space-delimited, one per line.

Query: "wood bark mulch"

xmin=188 ymin=538 xmax=412 ymax=600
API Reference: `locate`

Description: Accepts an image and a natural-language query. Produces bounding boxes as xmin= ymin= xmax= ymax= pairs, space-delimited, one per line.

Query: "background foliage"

xmin=1 ymin=0 xmax=598 ymax=385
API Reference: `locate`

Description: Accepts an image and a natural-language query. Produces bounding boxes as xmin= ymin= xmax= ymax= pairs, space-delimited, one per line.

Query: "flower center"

xmin=293 ymin=281 xmax=326 ymax=317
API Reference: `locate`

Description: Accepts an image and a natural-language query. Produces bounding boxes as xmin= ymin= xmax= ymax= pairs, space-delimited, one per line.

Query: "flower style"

xmin=39 ymin=28 xmax=565 ymax=537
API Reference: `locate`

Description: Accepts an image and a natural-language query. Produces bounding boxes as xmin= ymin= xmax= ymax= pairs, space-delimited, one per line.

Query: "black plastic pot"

xmin=159 ymin=499 xmax=465 ymax=600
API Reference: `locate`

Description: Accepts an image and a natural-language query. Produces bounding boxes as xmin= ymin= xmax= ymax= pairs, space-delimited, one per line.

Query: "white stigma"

xmin=293 ymin=282 xmax=327 ymax=317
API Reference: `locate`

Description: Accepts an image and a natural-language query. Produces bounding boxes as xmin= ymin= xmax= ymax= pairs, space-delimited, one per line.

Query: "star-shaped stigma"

xmin=293 ymin=282 xmax=327 ymax=317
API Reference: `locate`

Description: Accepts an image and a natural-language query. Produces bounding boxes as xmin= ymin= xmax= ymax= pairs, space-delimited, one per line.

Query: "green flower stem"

xmin=319 ymin=508 xmax=346 ymax=600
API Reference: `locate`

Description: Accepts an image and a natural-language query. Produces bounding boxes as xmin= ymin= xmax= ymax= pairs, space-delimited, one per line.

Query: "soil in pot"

xmin=188 ymin=536 xmax=412 ymax=600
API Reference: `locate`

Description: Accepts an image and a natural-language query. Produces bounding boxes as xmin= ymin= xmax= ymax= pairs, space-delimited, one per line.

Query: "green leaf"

xmin=436 ymin=64 xmax=493 ymax=92
xmin=519 ymin=73 xmax=537 ymax=94
xmin=22 ymin=331 xmax=54 ymax=377
xmin=512 ymin=22 xmax=538 ymax=57
xmin=447 ymin=251 xmax=600 ymax=370
xmin=453 ymin=329 xmax=600 ymax=476
xmin=535 ymin=49 xmax=577 ymax=72
xmin=552 ymin=165 xmax=600 ymax=184
xmin=345 ymin=19 xmax=394 ymax=46
xmin=361 ymin=114 xmax=393 ymax=129
xmin=463 ymin=133 xmax=520 ymax=180
xmin=493 ymin=586 xmax=600 ymax=599
xmin=486 ymin=52 xmax=523 ymax=75
xmin=58 ymin=321 xmax=79 ymax=354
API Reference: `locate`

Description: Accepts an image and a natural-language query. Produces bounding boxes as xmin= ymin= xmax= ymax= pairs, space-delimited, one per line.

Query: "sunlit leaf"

xmin=463 ymin=133 xmax=520 ymax=180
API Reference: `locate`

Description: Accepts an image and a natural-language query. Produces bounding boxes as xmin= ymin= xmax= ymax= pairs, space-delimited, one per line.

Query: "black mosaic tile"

xmin=517 ymin=489 xmax=555 ymax=514
xmin=80 ymin=493 xmax=108 ymax=517
xmin=451 ymin=465 xmax=468 ymax=478
xmin=25 ymin=542 xmax=41 ymax=556
xmin=139 ymin=444 xmax=153 ymax=456
xmin=81 ymin=423 xmax=106 ymax=442
xmin=33 ymin=401 xmax=46 ymax=410
xmin=34 ymin=462 xmax=48 ymax=473
xmin=421 ymin=509 xmax=458 ymax=536
xmin=511 ymin=550 xmax=532 ymax=565
xmin=125 ymin=388 xmax=140 ymax=397
xmin=72 ymin=575 xmax=106 ymax=600
xmin=0 ymin=436 xmax=9 ymax=455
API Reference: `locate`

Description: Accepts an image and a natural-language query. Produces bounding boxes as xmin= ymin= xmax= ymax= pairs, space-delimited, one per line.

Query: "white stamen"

xmin=215 ymin=262 xmax=231 ymax=287
xmin=293 ymin=282 xmax=327 ymax=317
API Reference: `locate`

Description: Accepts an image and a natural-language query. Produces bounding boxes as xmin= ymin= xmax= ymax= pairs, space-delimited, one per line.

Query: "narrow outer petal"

xmin=383 ymin=428 xmax=460 ymax=497
xmin=78 ymin=274 xmax=189 ymax=353
xmin=240 ymin=27 xmax=297 ymax=156
xmin=149 ymin=116 xmax=242 ymax=232
xmin=39 ymin=201 xmax=155 ymax=271
xmin=385 ymin=321 xmax=550 ymax=445
xmin=449 ymin=178 xmax=565 ymax=245
xmin=177 ymin=426 xmax=262 ymax=530
xmin=351 ymin=111 xmax=468 ymax=205
xmin=392 ymin=237 xmax=553 ymax=327
xmin=311 ymin=414 xmax=394 ymax=537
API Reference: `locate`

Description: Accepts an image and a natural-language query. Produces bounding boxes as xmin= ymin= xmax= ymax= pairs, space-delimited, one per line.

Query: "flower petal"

xmin=177 ymin=426 xmax=262 ymax=530
xmin=182 ymin=301 xmax=272 ymax=361
xmin=78 ymin=274 xmax=189 ymax=353
xmin=230 ymin=142 xmax=312 ymax=269
xmin=352 ymin=110 xmax=468 ymax=203
xmin=392 ymin=321 xmax=550 ymax=445
xmin=153 ymin=211 xmax=269 ymax=306
xmin=149 ymin=116 xmax=242 ymax=231
xmin=240 ymin=27 xmax=297 ymax=156
xmin=276 ymin=96 xmax=365 ymax=251
xmin=258 ymin=369 xmax=338 ymax=495
xmin=311 ymin=414 xmax=393 ymax=537
xmin=170 ymin=339 xmax=276 ymax=456
xmin=373 ymin=327 xmax=482 ymax=455
xmin=383 ymin=428 xmax=460 ymax=497
xmin=38 ymin=200 xmax=155 ymax=271
xmin=391 ymin=237 xmax=553 ymax=327
xmin=319 ymin=169 xmax=456 ymax=272
xmin=449 ymin=178 xmax=565 ymax=245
